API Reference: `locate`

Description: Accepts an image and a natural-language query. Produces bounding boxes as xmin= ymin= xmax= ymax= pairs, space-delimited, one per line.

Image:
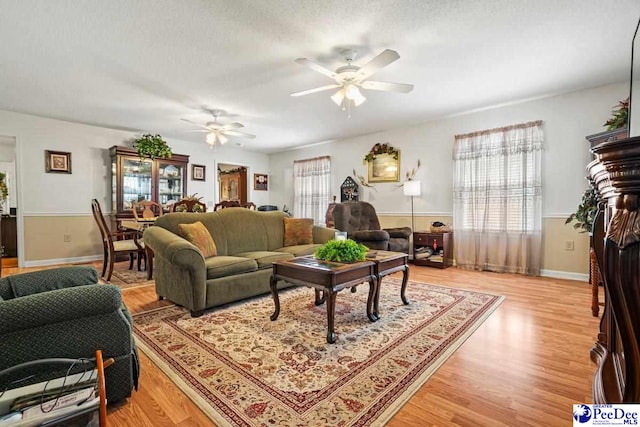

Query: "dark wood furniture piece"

xmin=1 ymin=214 xmax=17 ymax=258
xmin=588 ymin=134 xmax=640 ymax=404
xmin=110 ymin=146 xmax=189 ymax=222
xmin=219 ymin=168 xmax=248 ymax=205
xmin=270 ymin=256 xmax=377 ymax=343
xmin=365 ymin=250 xmax=410 ymax=319
xmin=413 ymin=231 xmax=453 ymax=268
xmin=170 ymin=198 xmax=207 ymax=213
xmin=91 ymin=199 xmax=145 ymax=281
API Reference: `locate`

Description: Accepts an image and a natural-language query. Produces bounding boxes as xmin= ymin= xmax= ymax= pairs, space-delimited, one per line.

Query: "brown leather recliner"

xmin=332 ymin=201 xmax=412 ymax=253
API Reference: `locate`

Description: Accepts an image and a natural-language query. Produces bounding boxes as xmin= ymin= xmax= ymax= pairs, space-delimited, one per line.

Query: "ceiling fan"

xmin=181 ymin=111 xmax=255 ymax=146
xmin=291 ymin=49 xmax=414 ymax=113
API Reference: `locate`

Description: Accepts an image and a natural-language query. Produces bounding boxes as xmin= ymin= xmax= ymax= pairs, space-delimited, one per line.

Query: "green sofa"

xmin=143 ymin=208 xmax=335 ymax=316
xmin=0 ymin=266 xmax=139 ymax=404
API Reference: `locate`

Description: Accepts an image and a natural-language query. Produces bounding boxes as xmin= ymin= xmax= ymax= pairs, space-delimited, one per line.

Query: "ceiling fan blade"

xmin=291 ymin=84 xmax=342 ymax=97
xmin=186 ymin=129 xmax=211 ymax=133
xmin=356 ymin=49 xmax=400 ymax=80
xmin=220 ymin=122 xmax=244 ymax=131
xmin=361 ymin=80 xmax=414 ymax=93
xmin=295 ymin=58 xmax=337 ymax=79
xmin=224 ymin=130 xmax=256 ymax=139
xmin=180 ymin=118 xmax=213 ymax=130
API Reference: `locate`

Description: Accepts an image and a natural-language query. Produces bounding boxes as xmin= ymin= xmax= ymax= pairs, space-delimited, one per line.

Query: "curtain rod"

xmin=294 ymin=155 xmax=330 ymax=163
xmin=455 ymin=120 xmax=543 ymax=140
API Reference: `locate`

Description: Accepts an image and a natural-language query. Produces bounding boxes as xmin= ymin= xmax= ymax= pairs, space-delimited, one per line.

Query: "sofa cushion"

xmin=204 ymin=256 xmax=257 ymax=279
xmin=235 ymin=251 xmax=294 ymax=270
xmin=179 ymin=221 xmax=218 ymax=258
xmin=275 ymin=244 xmax=320 ymax=257
xmin=283 ymin=218 xmax=314 ymax=246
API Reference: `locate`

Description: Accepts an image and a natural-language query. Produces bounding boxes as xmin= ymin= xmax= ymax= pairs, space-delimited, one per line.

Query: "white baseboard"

xmin=24 ymin=255 xmax=102 ymax=268
xmin=540 ymin=269 xmax=588 ymax=282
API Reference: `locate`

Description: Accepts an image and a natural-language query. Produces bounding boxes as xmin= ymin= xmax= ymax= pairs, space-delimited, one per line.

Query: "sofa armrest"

xmin=144 ymin=226 xmax=205 ymax=270
xmin=0 ymin=285 xmax=122 ymax=334
xmin=384 ymin=227 xmax=412 ymax=239
xmin=352 ymin=230 xmax=390 ymax=242
xmin=313 ymin=226 xmax=337 ymax=244
xmin=0 ymin=266 xmax=99 ymax=299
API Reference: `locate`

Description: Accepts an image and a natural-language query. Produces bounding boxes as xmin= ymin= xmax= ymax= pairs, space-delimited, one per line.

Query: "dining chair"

xmin=132 ymin=200 xmax=163 ymax=221
xmin=91 ymin=199 xmax=145 ymax=281
xmin=170 ymin=198 xmax=206 ymax=213
xmin=214 ymin=200 xmax=241 ymax=211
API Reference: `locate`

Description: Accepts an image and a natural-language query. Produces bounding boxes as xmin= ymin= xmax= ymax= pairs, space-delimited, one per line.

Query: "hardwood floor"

xmin=5 ymin=264 xmax=601 ymax=426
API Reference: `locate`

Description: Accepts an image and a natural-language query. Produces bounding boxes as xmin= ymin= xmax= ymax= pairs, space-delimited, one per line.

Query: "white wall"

xmin=269 ymin=82 xmax=629 ymax=218
xmin=0 ymin=110 xmax=271 ymax=264
xmin=0 ymin=110 xmax=271 ymax=215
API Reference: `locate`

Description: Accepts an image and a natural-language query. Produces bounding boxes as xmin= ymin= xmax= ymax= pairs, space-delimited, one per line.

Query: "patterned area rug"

xmin=91 ymin=260 xmax=154 ymax=289
xmin=133 ymin=278 xmax=503 ymax=426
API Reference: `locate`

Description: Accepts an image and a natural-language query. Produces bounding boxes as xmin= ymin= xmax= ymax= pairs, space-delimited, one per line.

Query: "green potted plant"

xmin=604 ymin=97 xmax=629 ymax=131
xmin=565 ymin=186 xmax=598 ymax=233
xmin=314 ymin=239 xmax=368 ymax=263
xmin=0 ymin=172 xmax=8 ymax=211
xmin=133 ymin=134 xmax=172 ymax=160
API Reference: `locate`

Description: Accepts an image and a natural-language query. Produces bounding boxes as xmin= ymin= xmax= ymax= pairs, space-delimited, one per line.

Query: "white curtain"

xmin=453 ymin=121 xmax=543 ymax=275
xmin=293 ymin=156 xmax=331 ymax=225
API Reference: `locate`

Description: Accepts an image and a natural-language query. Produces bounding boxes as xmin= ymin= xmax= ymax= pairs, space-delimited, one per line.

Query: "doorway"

xmin=0 ymin=136 xmax=17 ymax=269
xmin=217 ymin=163 xmax=248 ymax=205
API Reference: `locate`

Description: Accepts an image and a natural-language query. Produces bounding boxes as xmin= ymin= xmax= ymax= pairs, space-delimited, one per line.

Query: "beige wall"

xmin=379 ymin=214 xmax=590 ymax=277
xmin=24 ymin=216 xmax=102 ymax=262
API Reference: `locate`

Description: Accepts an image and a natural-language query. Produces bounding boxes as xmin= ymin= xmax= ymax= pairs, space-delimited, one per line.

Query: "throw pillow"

xmin=283 ymin=218 xmax=314 ymax=246
xmin=178 ymin=221 xmax=218 ymax=258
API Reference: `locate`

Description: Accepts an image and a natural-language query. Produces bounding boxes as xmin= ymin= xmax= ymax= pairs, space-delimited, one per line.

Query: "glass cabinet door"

xmin=122 ymin=158 xmax=153 ymax=211
xmin=157 ymin=161 xmax=184 ymax=206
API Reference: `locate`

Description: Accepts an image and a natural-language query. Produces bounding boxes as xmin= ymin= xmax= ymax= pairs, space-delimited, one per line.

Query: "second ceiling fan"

xmin=291 ymin=49 xmax=414 ymax=113
xmin=181 ymin=110 xmax=255 ymax=147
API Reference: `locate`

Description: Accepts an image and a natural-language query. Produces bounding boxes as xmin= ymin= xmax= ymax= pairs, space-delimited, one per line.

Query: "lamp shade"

xmin=403 ymin=180 xmax=421 ymax=197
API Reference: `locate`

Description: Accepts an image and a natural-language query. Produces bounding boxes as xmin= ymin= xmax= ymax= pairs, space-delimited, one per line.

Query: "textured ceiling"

xmin=0 ymin=0 xmax=638 ymax=152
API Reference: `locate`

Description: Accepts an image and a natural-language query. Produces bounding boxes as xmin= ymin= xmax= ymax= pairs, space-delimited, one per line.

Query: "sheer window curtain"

xmin=293 ymin=156 xmax=331 ymax=225
xmin=453 ymin=121 xmax=543 ymax=275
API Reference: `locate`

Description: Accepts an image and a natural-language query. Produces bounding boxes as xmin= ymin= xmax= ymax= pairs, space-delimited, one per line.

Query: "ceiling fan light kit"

xmin=182 ymin=111 xmax=255 ymax=148
xmin=292 ymin=48 xmax=414 ymax=115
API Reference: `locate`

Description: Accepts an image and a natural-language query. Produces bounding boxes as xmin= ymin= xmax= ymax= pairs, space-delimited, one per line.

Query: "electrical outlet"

xmin=63 ymin=234 xmax=71 ymax=243
xmin=564 ymin=240 xmax=574 ymax=251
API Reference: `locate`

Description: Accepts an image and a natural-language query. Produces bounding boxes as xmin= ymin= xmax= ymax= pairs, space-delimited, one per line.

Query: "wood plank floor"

xmin=5 ymin=264 xmax=601 ymax=426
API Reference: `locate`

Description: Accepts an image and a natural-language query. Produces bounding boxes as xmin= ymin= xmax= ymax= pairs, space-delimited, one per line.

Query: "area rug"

xmin=133 ymin=278 xmax=504 ymax=426
xmin=90 ymin=260 xmax=153 ymax=289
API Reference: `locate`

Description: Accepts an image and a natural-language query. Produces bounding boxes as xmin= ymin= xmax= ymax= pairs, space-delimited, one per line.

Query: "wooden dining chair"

xmin=132 ymin=200 xmax=163 ymax=221
xmin=91 ymin=199 xmax=145 ymax=281
xmin=170 ymin=198 xmax=206 ymax=213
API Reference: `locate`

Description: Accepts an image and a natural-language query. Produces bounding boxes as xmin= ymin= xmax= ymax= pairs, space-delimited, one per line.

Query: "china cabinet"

xmin=110 ymin=146 xmax=189 ymax=220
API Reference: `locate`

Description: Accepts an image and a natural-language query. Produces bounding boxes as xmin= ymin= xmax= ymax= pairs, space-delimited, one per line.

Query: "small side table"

xmin=413 ymin=231 xmax=453 ymax=269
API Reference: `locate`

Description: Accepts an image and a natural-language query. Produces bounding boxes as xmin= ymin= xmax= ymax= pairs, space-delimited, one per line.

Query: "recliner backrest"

xmin=333 ymin=202 xmax=382 ymax=234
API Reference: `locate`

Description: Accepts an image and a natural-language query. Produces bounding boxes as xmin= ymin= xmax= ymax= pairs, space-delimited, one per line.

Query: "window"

xmin=293 ymin=156 xmax=331 ymax=225
xmin=453 ymin=121 xmax=543 ymax=274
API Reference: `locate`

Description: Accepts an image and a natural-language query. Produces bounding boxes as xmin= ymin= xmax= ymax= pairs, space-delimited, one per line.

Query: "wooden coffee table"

xmin=270 ymin=256 xmax=377 ymax=343
xmin=365 ymin=250 xmax=410 ymax=320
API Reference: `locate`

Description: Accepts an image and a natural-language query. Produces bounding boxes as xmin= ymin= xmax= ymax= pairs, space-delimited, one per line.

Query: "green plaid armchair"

xmin=0 ymin=266 xmax=139 ymax=403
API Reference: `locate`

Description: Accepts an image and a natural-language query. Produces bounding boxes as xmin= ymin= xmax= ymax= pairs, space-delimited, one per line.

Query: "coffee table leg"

xmin=368 ymin=277 xmax=379 ymax=322
xmin=326 ymin=290 xmax=337 ymax=343
xmin=401 ymin=266 xmax=410 ymax=305
xmin=270 ymin=275 xmax=280 ymax=321
xmin=315 ymin=289 xmax=325 ymax=305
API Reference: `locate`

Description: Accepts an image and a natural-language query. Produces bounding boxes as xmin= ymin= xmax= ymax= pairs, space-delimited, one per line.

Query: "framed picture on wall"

xmin=192 ymin=164 xmax=206 ymax=181
xmin=367 ymin=152 xmax=400 ymax=182
xmin=45 ymin=150 xmax=72 ymax=174
xmin=254 ymin=173 xmax=268 ymax=191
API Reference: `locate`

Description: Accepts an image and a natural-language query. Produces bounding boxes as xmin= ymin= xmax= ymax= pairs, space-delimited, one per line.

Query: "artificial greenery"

xmin=604 ymin=97 xmax=629 ymax=131
xmin=363 ymin=143 xmax=399 ymax=162
xmin=133 ymin=134 xmax=172 ymax=160
xmin=314 ymin=239 xmax=368 ymax=263
xmin=565 ymin=186 xmax=598 ymax=233
xmin=0 ymin=172 xmax=8 ymax=202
